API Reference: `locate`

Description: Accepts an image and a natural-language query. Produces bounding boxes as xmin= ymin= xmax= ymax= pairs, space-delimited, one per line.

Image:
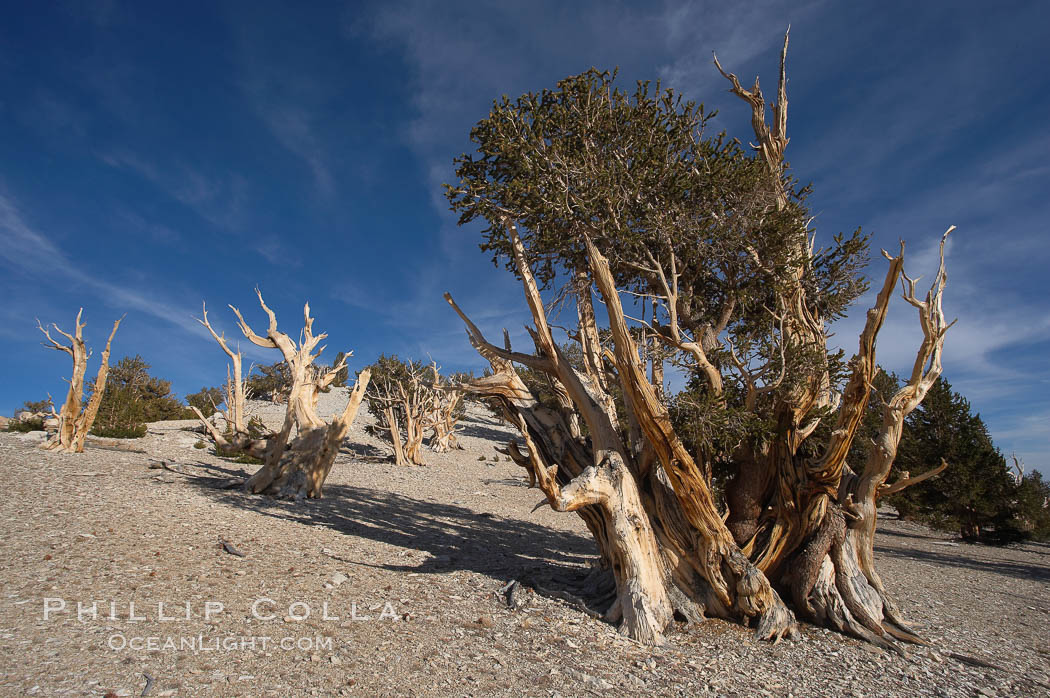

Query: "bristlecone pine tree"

xmin=91 ymin=355 xmax=190 ymax=438
xmin=191 ymin=290 xmax=370 ymax=499
xmin=364 ymin=357 xmax=465 ymax=466
xmin=36 ymin=309 xmax=123 ymax=453
xmin=444 ymin=31 xmax=955 ymax=648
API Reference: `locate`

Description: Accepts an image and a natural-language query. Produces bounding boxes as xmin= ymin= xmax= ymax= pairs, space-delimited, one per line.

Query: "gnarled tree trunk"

xmin=449 ymin=219 xmax=952 ymax=648
xmin=446 ymin=221 xmax=797 ymax=644
xmin=369 ymin=374 xmax=430 ymax=466
xmin=189 ymin=303 xmax=267 ymax=457
xmin=427 ymin=365 xmax=465 ymax=453
xmin=193 ymin=290 xmax=370 ymax=498
xmin=37 ymin=310 xmax=123 ymax=454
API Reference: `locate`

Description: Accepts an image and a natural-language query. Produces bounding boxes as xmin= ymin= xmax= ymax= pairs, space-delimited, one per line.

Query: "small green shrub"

xmin=248 ymin=361 xmax=292 ymax=403
xmin=194 ymin=440 xmax=207 ymax=449
xmin=217 ymin=415 xmax=269 ymax=442
xmin=247 ymin=416 xmax=269 ymax=439
xmin=7 ymin=418 xmax=45 ymax=433
xmin=91 ymin=423 xmax=148 ymax=439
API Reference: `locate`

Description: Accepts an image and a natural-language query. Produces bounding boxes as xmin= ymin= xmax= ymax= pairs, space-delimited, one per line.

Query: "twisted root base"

xmin=241 ymin=428 xmax=343 ymax=500
xmin=788 ymin=512 xmax=924 ymax=653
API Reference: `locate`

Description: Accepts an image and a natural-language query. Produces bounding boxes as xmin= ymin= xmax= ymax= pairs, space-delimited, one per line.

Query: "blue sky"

xmin=1 ymin=1 xmax=1047 ymax=471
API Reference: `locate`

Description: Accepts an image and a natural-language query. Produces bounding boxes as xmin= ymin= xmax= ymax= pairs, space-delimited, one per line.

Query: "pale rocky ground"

xmin=1 ymin=388 xmax=1048 ymax=697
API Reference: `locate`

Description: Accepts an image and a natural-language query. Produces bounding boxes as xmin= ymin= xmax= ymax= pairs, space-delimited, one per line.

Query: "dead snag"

xmin=194 ymin=289 xmax=369 ymax=498
xmin=364 ymin=360 xmax=465 ymax=466
xmin=37 ymin=310 xmax=123 ymax=453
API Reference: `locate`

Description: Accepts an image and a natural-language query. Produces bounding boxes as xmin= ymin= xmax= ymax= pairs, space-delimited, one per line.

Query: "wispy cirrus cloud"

xmin=99 ymin=148 xmax=249 ymax=231
xmin=1 ymin=189 xmax=284 ymax=384
xmin=656 ymin=0 xmax=826 ymax=98
xmin=1 ymin=190 xmax=211 ymax=341
xmin=111 ymin=207 xmax=182 ymax=245
xmin=253 ymin=234 xmax=303 ymax=268
xmin=233 ymin=17 xmax=336 ymax=197
xmin=250 ymin=100 xmax=334 ymax=196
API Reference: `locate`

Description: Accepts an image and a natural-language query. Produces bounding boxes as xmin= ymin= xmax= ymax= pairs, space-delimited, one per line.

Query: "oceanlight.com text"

xmin=106 ymin=634 xmax=334 ymax=652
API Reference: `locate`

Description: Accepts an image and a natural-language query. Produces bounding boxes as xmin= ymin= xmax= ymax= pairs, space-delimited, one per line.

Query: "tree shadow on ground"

xmin=175 ymin=459 xmax=251 ymax=479
xmin=455 ymin=421 xmax=517 ymax=444
xmin=338 ymin=441 xmax=389 ymax=460
xmin=874 ymin=542 xmax=1050 ymax=583
xmin=876 ymin=527 xmax=955 ymax=542
xmin=180 ymin=464 xmax=599 ymax=589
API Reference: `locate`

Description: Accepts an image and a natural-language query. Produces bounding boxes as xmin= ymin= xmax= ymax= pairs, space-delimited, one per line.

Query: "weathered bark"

xmin=194 ymin=290 xmax=369 ymax=498
xmin=447 ymin=291 xmax=679 ymax=644
xmin=243 ymin=372 xmax=370 ymax=499
xmin=584 ymin=233 xmax=796 ymax=640
xmin=368 ymin=370 xmax=431 ymax=466
xmin=708 ymin=36 xmax=955 ymax=648
xmin=429 ymin=384 xmax=465 ymax=453
xmin=878 ymin=459 xmax=948 ymax=498
xmin=449 ymin=221 xmax=951 ymax=648
xmin=37 ymin=310 xmax=123 ymax=454
xmin=381 ymin=406 xmax=410 ymax=466
xmin=832 ymin=230 xmax=953 ymax=645
xmin=446 ymin=221 xmax=797 ymax=644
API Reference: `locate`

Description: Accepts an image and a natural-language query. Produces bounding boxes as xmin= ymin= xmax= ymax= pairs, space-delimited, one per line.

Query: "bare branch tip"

xmin=530 ymin=499 xmax=551 ymax=513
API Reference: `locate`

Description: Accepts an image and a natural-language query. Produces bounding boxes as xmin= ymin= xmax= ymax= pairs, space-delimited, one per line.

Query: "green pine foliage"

xmin=21 ymin=398 xmax=53 ymax=414
xmin=446 ymin=68 xmax=870 ymax=477
xmin=6 ymin=417 xmax=44 ymax=433
xmin=90 ymin=355 xmax=191 ymax=438
xmin=6 ymin=398 xmax=52 ymax=431
xmin=1013 ymin=472 xmax=1050 ymax=540
xmin=247 ymin=361 xmax=292 ymax=403
xmin=888 ymin=376 xmax=1017 ymax=541
xmin=186 ymin=386 xmax=224 ymax=414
